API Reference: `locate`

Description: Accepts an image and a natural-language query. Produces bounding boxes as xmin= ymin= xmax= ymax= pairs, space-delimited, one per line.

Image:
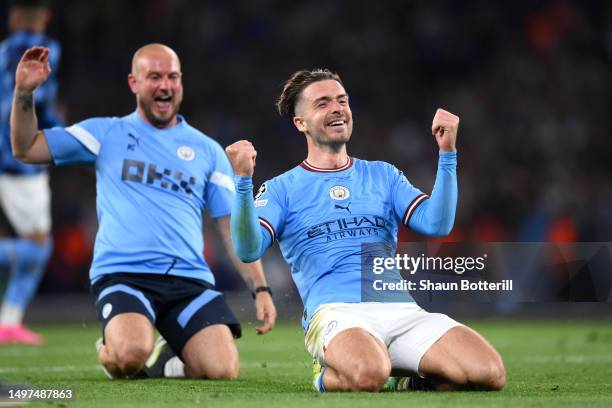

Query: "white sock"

xmin=163 ymin=356 xmax=185 ymax=378
xmin=0 ymin=302 xmax=24 ymax=326
xmin=101 ymin=365 xmax=115 ymax=379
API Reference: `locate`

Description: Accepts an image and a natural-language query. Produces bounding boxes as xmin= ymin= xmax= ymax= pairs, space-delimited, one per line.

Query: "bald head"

xmin=128 ymin=43 xmax=183 ymax=128
xmin=131 ymin=43 xmax=180 ymax=76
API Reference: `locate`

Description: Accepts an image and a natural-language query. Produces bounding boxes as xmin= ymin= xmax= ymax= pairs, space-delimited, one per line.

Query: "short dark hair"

xmin=276 ymin=68 xmax=343 ymax=117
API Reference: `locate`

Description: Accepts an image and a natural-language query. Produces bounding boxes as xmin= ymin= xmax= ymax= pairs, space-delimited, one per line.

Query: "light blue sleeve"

xmin=252 ymin=178 xmax=285 ymax=243
xmin=205 ymin=143 xmax=236 ymax=218
xmin=231 ymin=176 xmax=278 ymax=263
xmin=405 ymin=152 xmax=458 ymax=237
xmin=44 ymin=117 xmax=115 ymax=166
xmin=388 ymin=161 xmax=427 ymax=225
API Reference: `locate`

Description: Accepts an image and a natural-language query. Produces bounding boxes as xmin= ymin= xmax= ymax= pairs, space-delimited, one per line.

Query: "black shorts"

xmin=91 ymin=273 xmax=242 ymax=355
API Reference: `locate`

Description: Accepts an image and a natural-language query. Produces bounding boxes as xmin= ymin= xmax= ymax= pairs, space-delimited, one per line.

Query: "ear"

xmin=293 ymin=116 xmax=306 ymax=132
xmin=127 ymin=73 xmax=138 ymax=94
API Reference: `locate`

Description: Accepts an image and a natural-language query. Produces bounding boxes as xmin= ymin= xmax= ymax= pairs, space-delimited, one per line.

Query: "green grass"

xmin=1 ymin=320 xmax=612 ymax=407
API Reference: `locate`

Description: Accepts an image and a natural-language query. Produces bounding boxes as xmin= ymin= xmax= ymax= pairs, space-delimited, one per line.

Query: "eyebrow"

xmin=312 ymin=93 xmax=349 ymax=105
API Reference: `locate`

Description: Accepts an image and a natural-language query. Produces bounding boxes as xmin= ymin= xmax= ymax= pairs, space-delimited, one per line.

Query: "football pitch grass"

xmin=1 ymin=320 xmax=612 ymax=407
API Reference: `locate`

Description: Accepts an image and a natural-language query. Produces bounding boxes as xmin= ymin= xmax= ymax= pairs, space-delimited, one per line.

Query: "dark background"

xmin=1 ymin=0 xmax=611 ymax=304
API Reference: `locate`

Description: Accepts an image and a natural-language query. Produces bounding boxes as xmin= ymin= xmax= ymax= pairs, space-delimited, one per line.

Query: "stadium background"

xmin=1 ymin=0 xmax=611 ymax=322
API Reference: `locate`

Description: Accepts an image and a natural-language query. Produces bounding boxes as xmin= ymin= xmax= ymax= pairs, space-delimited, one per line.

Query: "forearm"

xmin=216 ymin=214 xmax=267 ymax=290
xmin=231 ymin=176 xmax=267 ymax=262
xmin=10 ymin=90 xmax=39 ymax=159
xmin=409 ymin=151 xmax=457 ymax=236
xmin=231 ymin=257 xmax=267 ymax=291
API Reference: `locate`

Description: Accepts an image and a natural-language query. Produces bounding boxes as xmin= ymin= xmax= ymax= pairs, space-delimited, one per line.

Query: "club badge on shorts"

xmin=102 ymin=303 xmax=113 ymax=319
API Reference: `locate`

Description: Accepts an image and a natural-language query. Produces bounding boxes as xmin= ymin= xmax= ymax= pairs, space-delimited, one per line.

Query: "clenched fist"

xmin=431 ymin=108 xmax=459 ymax=152
xmin=15 ymin=47 xmax=51 ymax=94
xmin=226 ymin=140 xmax=257 ymax=177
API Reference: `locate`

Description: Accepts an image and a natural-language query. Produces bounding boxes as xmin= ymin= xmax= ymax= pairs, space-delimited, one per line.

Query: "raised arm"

xmin=407 ymin=109 xmax=460 ymax=237
xmin=10 ymin=46 xmax=53 ymax=164
xmin=225 ymin=140 xmax=269 ymax=262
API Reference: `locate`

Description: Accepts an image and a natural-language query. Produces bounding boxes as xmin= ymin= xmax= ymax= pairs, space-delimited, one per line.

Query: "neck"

xmin=137 ymin=108 xmax=178 ymax=129
xmin=305 ymin=139 xmax=349 ymax=169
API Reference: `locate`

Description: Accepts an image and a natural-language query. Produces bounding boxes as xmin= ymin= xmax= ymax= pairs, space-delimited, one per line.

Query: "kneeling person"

xmin=10 ymin=44 xmax=276 ymax=379
xmin=226 ymin=69 xmax=505 ymax=391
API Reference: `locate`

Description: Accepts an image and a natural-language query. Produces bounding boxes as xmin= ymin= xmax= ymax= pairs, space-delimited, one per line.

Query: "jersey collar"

xmin=299 ymin=157 xmax=353 ymax=173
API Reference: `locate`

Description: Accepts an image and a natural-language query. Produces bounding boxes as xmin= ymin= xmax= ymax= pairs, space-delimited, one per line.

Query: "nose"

xmin=158 ymin=76 xmax=171 ymax=90
xmin=331 ymin=99 xmax=344 ymax=114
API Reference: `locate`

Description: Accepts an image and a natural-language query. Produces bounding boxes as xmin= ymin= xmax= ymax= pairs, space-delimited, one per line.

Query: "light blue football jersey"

xmin=44 ymin=112 xmax=235 ymax=284
xmin=254 ymin=158 xmax=430 ymax=330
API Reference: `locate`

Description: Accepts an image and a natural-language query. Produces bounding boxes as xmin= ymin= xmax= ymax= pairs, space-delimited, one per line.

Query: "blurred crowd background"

xmin=0 ymin=0 xmax=610 ymax=298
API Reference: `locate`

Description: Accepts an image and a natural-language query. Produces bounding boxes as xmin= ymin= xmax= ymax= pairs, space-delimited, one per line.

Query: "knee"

xmin=349 ymin=363 xmax=390 ymax=392
xmin=469 ymin=358 xmax=506 ymax=391
xmin=207 ymin=364 xmax=240 ymax=380
xmin=484 ymin=359 xmax=506 ymax=390
xmin=112 ymin=341 xmax=152 ymax=376
xmin=189 ymin=355 xmax=240 ymax=380
xmin=440 ymin=363 xmax=470 ymax=387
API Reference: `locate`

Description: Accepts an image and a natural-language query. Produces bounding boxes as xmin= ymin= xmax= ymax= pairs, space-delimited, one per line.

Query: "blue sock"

xmin=0 ymin=240 xmax=15 ymax=267
xmin=2 ymin=239 xmax=53 ymax=310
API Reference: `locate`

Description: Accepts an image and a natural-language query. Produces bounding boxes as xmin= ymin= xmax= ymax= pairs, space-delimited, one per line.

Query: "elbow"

xmin=11 ymin=148 xmax=30 ymax=163
xmin=422 ymin=220 xmax=454 ymax=238
xmin=11 ymin=143 xmax=26 ymax=162
xmin=418 ymin=206 xmax=456 ymax=237
xmin=238 ymin=252 xmax=261 ymax=263
xmin=232 ymin=239 xmax=262 ymax=263
xmin=230 ymin=224 xmax=264 ymax=263
xmin=10 ymin=138 xmax=34 ymax=163
xmin=437 ymin=221 xmax=455 ymax=237
xmin=431 ymin=225 xmax=453 ymax=238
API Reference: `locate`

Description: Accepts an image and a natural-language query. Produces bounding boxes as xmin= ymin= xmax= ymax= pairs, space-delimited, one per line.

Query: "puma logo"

xmin=127 ymin=133 xmax=140 ymax=151
xmin=334 ymin=202 xmax=351 ymax=214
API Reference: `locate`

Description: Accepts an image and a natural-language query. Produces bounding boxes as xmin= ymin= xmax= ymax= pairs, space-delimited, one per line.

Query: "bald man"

xmin=9 ymin=44 xmax=276 ymax=379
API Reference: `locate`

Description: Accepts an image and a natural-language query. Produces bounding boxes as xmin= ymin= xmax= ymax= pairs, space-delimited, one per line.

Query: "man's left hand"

xmin=432 ymin=108 xmax=460 ymax=152
xmin=255 ymin=292 xmax=276 ymax=335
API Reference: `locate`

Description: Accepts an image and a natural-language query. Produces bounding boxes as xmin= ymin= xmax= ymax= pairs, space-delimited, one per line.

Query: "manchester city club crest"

xmin=177 ymin=146 xmax=195 ymax=161
xmin=329 ymin=185 xmax=350 ymax=200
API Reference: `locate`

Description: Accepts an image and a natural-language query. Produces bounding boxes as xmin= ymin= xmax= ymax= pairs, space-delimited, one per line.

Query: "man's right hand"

xmin=15 ymin=47 xmax=51 ymax=94
xmin=226 ymin=140 xmax=257 ymax=177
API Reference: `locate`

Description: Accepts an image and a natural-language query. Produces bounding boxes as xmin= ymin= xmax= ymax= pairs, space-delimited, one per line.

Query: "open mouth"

xmin=327 ymin=119 xmax=346 ymax=128
xmin=154 ymin=94 xmax=173 ymax=110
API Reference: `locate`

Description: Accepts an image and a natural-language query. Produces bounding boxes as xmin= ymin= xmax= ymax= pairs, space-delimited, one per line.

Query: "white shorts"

xmin=0 ymin=172 xmax=51 ymax=235
xmin=304 ymin=302 xmax=462 ymax=375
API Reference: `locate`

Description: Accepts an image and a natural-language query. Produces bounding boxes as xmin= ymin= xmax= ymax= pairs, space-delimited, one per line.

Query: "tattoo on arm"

xmin=18 ymin=94 xmax=33 ymax=113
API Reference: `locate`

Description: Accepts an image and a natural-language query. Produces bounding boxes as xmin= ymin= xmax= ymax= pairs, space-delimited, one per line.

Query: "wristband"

xmin=252 ymin=286 xmax=272 ymax=299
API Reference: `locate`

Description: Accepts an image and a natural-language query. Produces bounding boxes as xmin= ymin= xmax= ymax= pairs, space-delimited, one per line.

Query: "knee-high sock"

xmin=0 ymin=238 xmax=53 ymax=325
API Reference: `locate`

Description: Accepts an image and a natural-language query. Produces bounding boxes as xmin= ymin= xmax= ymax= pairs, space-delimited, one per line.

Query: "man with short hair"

xmin=9 ymin=43 xmax=276 ymax=379
xmin=227 ymin=69 xmax=505 ymax=392
xmin=0 ymin=0 xmax=60 ymax=345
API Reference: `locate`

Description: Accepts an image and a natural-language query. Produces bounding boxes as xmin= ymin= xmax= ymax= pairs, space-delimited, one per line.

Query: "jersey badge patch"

xmin=255 ymin=183 xmax=267 ymax=199
xmin=329 ymin=185 xmax=350 ymax=200
xmin=177 ymin=146 xmax=195 ymax=161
